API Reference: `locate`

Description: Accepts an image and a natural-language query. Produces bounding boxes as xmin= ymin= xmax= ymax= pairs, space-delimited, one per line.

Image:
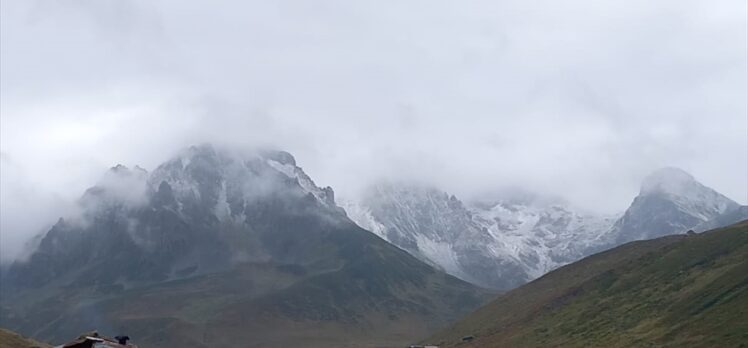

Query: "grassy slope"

xmin=0 ymin=328 xmax=50 ymax=348
xmin=428 ymin=220 xmax=748 ymax=348
xmin=5 ymin=232 xmax=491 ymax=348
xmin=203 ymin=238 xmax=492 ymax=347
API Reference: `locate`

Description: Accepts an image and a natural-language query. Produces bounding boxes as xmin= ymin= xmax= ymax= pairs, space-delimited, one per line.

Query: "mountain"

xmin=0 ymin=328 xmax=50 ymax=348
xmin=426 ymin=220 xmax=748 ymax=348
xmin=342 ymin=168 xmax=741 ymax=291
xmin=341 ymin=184 xmax=526 ymax=290
xmin=0 ymin=144 xmax=490 ymax=348
xmin=597 ymin=167 xmax=740 ymax=248
xmin=340 ymin=184 xmax=617 ymax=290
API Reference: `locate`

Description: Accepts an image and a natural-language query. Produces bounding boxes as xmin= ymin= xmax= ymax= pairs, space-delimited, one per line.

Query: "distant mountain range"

xmin=341 ymin=167 xmax=746 ymax=289
xmin=426 ymin=220 xmax=748 ymax=347
xmin=0 ymin=144 xmax=489 ymax=348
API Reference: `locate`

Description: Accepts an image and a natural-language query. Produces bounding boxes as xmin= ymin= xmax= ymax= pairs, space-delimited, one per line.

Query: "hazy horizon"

xmin=1 ymin=0 xmax=747 ymax=261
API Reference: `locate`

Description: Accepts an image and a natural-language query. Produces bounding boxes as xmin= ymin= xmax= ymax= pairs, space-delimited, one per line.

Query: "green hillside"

xmin=427 ymin=220 xmax=748 ymax=348
xmin=0 ymin=328 xmax=49 ymax=348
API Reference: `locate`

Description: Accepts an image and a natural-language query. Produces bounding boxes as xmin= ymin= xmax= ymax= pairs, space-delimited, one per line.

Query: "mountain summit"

xmin=640 ymin=167 xmax=698 ymax=195
xmin=602 ymin=167 xmax=739 ymax=245
xmin=1 ymin=144 xmax=489 ymax=348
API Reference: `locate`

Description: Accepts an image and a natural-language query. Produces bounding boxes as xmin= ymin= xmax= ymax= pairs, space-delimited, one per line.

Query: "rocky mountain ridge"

xmin=341 ymin=167 xmax=745 ymax=289
xmin=0 ymin=144 xmax=489 ymax=348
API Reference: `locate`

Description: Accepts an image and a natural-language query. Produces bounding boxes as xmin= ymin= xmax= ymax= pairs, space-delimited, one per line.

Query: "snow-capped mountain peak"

xmin=599 ymin=167 xmax=739 ymax=246
xmin=637 ymin=167 xmax=737 ymax=221
xmin=76 ymin=144 xmax=342 ymax=227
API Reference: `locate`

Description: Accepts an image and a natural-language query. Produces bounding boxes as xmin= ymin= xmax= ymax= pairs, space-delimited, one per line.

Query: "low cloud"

xmin=1 ymin=0 xmax=746 ymax=261
xmin=0 ymin=154 xmax=77 ymax=262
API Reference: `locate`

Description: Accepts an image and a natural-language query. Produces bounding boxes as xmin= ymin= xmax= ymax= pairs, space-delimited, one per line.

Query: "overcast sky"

xmin=1 ymin=0 xmax=747 ymax=260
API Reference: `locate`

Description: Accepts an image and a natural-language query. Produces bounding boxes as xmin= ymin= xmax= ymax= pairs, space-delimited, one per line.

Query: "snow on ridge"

xmin=341 ymin=184 xmax=620 ymax=288
xmin=469 ymin=198 xmax=618 ymax=275
xmin=266 ymin=159 xmax=297 ymax=178
xmin=637 ymin=167 xmax=737 ymax=224
xmin=266 ymin=158 xmax=334 ymax=207
xmin=641 ymin=167 xmax=736 ymax=212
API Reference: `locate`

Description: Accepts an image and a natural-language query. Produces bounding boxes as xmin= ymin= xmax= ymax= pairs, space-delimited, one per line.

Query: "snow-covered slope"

xmin=470 ymin=200 xmax=618 ymax=279
xmin=341 ymin=183 xmax=617 ymax=289
xmin=340 ymin=184 xmax=520 ymax=288
xmin=147 ymin=145 xmax=341 ymax=224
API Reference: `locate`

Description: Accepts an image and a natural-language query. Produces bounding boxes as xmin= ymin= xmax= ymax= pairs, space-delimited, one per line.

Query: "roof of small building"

xmin=54 ymin=332 xmax=137 ymax=348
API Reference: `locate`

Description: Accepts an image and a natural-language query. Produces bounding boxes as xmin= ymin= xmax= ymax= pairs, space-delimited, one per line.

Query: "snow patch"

xmin=414 ymin=234 xmax=464 ymax=278
xmin=338 ymin=199 xmax=387 ymax=238
xmin=214 ymin=180 xmax=231 ymax=219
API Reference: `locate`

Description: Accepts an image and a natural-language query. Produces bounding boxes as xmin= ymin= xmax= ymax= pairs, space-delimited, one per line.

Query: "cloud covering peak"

xmin=1 ymin=0 xmax=746 ymax=260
